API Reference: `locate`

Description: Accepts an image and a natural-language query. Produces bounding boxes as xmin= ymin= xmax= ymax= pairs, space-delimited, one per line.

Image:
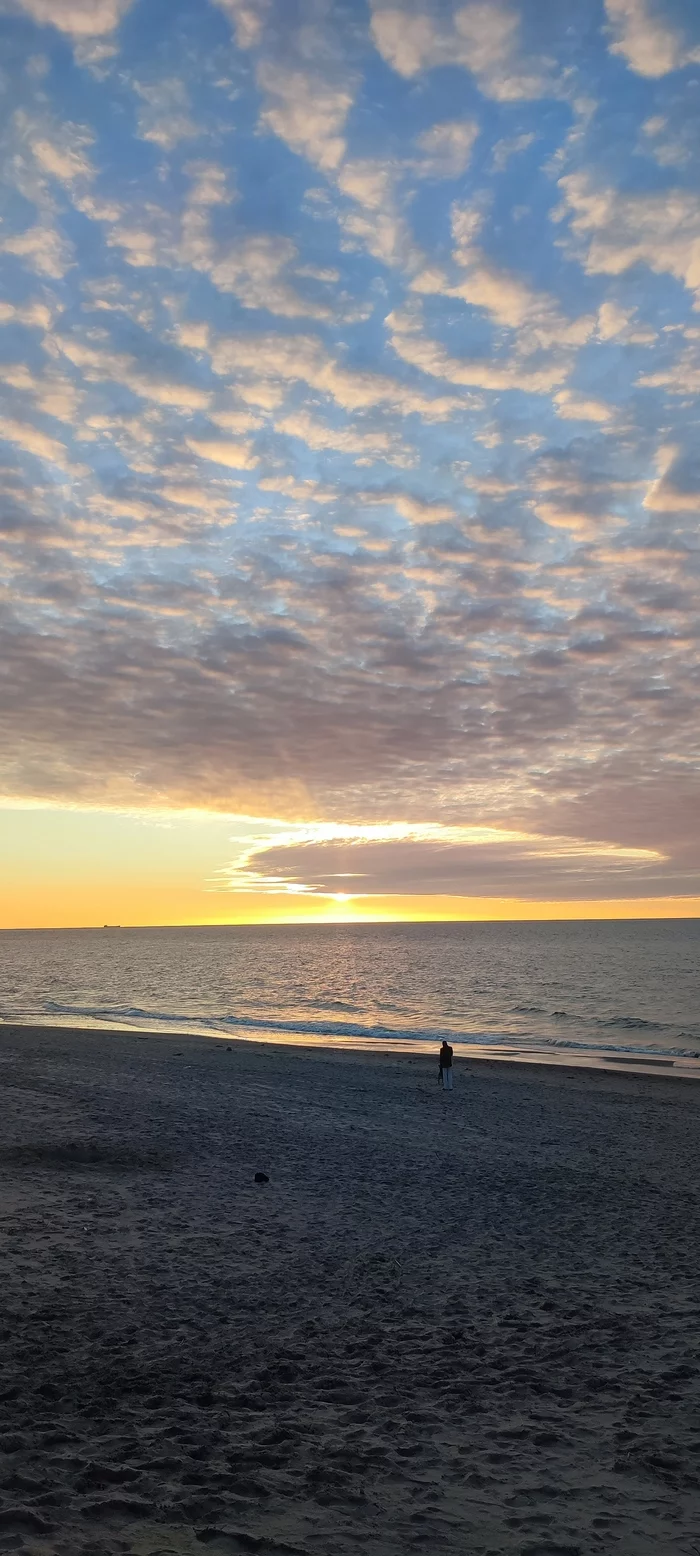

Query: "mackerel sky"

xmin=1 ymin=0 xmax=699 ymax=914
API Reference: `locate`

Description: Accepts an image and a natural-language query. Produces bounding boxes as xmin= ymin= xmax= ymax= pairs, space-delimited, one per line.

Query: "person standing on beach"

xmin=439 ymin=1040 xmax=454 ymax=1090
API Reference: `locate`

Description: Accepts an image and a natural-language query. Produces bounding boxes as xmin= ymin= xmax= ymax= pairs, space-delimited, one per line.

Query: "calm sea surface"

xmin=1 ymin=921 xmax=699 ymax=1077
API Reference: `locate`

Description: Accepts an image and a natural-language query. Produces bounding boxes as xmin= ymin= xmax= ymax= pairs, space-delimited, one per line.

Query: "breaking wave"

xmin=41 ymin=1000 xmax=700 ymax=1061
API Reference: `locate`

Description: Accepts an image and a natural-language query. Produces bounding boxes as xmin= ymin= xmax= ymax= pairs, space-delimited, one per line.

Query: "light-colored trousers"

xmin=442 ymin=1068 xmax=453 ymax=1090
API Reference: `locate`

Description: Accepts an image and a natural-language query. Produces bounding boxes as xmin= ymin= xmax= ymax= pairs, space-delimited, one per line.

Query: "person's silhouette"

xmin=439 ymin=1040 xmax=453 ymax=1090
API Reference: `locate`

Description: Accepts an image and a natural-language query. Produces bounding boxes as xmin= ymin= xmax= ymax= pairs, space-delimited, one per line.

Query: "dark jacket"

xmin=439 ymin=1042 xmax=453 ymax=1069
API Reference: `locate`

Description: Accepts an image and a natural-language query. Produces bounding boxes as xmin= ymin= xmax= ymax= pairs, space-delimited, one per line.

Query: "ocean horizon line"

xmin=2 ymin=912 xmax=700 ymax=934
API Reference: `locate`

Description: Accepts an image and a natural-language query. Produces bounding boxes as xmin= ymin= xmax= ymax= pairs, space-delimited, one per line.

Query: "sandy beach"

xmin=1 ymin=1026 xmax=699 ymax=1556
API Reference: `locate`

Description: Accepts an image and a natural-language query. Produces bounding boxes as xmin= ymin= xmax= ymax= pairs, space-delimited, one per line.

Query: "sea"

xmin=1 ymin=919 xmax=699 ymax=1079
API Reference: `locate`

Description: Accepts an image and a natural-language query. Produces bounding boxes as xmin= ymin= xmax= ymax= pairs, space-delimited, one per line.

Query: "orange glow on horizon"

xmin=1 ymin=881 xmax=699 ymax=931
xmin=1 ymin=804 xmax=697 ymax=930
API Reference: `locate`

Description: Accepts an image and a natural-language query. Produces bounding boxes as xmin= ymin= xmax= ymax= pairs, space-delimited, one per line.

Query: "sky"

xmin=0 ymin=0 xmax=699 ymax=928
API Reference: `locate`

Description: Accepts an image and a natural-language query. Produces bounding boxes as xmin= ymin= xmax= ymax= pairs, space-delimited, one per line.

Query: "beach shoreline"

xmin=1 ymin=1023 xmax=699 ymax=1555
xmin=2 ymin=1019 xmax=700 ymax=1084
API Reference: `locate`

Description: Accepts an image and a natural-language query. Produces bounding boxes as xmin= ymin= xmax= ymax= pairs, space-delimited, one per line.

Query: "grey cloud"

xmin=2 ymin=490 xmax=696 ymax=832
xmin=530 ymin=441 xmax=640 ymax=539
xmin=644 ymin=444 xmax=700 ymax=515
xmin=227 ymin=833 xmax=672 ymax=901
xmin=530 ymin=761 xmax=700 ymax=871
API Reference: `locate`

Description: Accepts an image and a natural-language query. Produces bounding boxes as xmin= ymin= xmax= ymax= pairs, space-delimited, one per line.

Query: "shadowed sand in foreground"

xmin=1 ymin=1025 xmax=699 ymax=1556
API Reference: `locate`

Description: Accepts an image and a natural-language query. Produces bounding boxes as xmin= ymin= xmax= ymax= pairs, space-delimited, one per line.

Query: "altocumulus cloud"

xmin=0 ymin=0 xmax=699 ymax=904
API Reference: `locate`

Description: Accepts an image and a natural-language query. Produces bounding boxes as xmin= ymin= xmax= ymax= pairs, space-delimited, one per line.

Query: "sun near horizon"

xmin=2 ymin=803 xmax=699 ymax=932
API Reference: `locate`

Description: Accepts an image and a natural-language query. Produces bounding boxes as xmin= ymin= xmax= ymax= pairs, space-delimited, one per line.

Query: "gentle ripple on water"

xmin=0 ymin=920 xmax=699 ymax=1073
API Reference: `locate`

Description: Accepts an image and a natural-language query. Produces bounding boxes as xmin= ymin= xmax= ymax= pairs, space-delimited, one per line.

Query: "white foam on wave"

xmin=31 ymin=999 xmax=700 ymax=1078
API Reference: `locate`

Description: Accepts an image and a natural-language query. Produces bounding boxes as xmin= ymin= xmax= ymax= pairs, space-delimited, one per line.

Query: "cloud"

xmin=394 ymin=494 xmax=457 ymax=525
xmin=0 ymin=415 xmax=77 ymax=470
xmin=30 ymin=134 xmax=94 ymax=182
xmin=369 ymin=1 xmax=548 ymax=100
xmin=185 ymin=436 xmax=259 ymax=470
xmin=133 ymin=78 xmax=198 ymax=151
xmin=557 ymin=171 xmax=700 ymax=306
xmin=184 ymin=160 xmax=231 ymax=209
xmin=83 ymin=412 xmax=155 ymax=464
xmin=554 ymin=389 xmax=615 ymax=423
xmin=0 ymin=299 xmax=53 ymax=329
xmin=55 ymin=336 xmax=212 ymax=410
xmin=210 ymin=408 xmax=263 ymax=434
xmin=637 ymin=328 xmax=700 ymax=392
xmin=451 ymin=202 xmax=485 ymax=264
xmin=2 ymin=0 xmax=700 ymax=909
xmin=11 ymin=109 xmax=125 ymax=229
xmin=415 ymin=119 xmax=480 ymax=178
xmin=275 ymin=410 xmax=406 ymax=462
xmin=641 ymin=108 xmax=698 ymax=170
xmin=410 ymin=202 xmax=594 ymax=352
xmin=13 ymin=0 xmax=134 ymax=38
xmin=597 ymin=301 xmax=631 ymax=340
xmin=205 ymin=235 xmax=334 ymax=320
xmin=157 ymin=483 xmax=234 ymax=520
xmin=491 ymin=131 xmax=536 ymax=173
xmin=415 ymin=259 xmax=591 ymax=345
xmin=530 ymin=448 xmax=636 ymax=538
xmin=531 ymin=501 xmax=607 ymax=538
xmin=339 ymin=488 xmax=458 ymax=525
xmin=179 ymin=168 xmax=333 ymax=319
xmin=0 ymin=223 xmax=71 ymax=279
xmin=463 ymin=473 xmax=519 ymax=497
xmin=213 ymin=0 xmax=269 ymax=50
xmin=643 ymin=444 xmax=700 ymax=513
xmin=214 ymin=0 xmax=354 ymax=175
xmin=337 ymin=157 xmax=420 ymax=271
xmin=86 ymin=493 xmax=160 ymax=523
xmin=207 ymin=327 xmax=467 ymax=418
xmin=219 ymin=819 xmax=663 ymax=900
xmin=229 ymin=379 xmax=287 ymax=411
xmin=258 ymin=475 xmax=336 ymax=504
xmin=16 ymin=111 xmax=127 ymax=229
xmin=0 ymin=361 xmax=82 ymax=422
xmin=256 ymin=60 xmax=353 ymax=173
xmin=604 ymin=0 xmax=700 ymax=77
xmin=105 ymin=217 xmax=164 ymax=269
xmin=387 ymin=306 xmax=569 ymax=393
xmin=596 ymin=299 xmax=655 ymax=344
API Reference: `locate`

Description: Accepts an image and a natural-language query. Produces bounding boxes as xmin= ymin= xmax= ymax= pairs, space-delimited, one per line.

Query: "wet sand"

xmin=1 ymin=1023 xmax=699 ymax=1556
